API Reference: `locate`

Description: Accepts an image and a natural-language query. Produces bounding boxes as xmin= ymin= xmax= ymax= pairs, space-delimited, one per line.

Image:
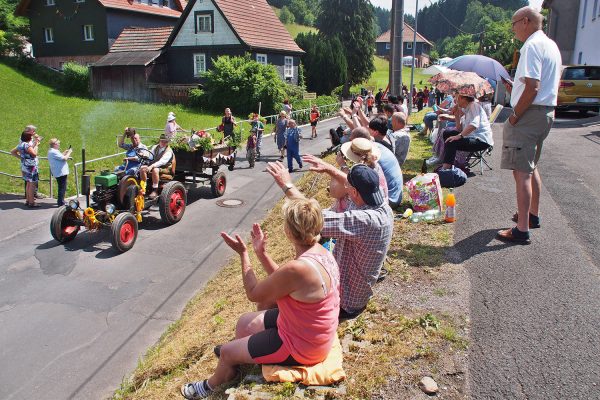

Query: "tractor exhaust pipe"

xmin=81 ymin=148 xmax=90 ymax=208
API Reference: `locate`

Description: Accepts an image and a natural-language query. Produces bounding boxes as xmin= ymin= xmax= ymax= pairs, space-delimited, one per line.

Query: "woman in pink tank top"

xmin=181 ymin=198 xmax=340 ymax=400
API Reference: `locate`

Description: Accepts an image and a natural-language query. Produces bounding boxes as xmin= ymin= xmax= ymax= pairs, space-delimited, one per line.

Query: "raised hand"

xmin=302 ymin=154 xmax=332 ymax=174
xmin=266 ymin=161 xmax=291 ymax=187
xmin=250 ymin=223 xmax=267 ymax=254
xmin=220 ymin=231 xmax=247 ymax=254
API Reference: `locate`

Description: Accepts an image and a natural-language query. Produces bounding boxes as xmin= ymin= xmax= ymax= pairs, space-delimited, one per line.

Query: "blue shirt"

xmin=120 ymin=143 xmax=147 ymax=171
xmin=374 ymin=142 xmax=403 ymax=203
xmin=47 ymin=148 xmax=69 ymax=177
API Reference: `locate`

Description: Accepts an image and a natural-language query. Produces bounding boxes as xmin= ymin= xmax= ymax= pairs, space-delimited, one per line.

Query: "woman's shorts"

xmin=248 ymin=309 xmax=300 ymax=366
xmin=310 ymin=120 xmax=318 ymax=127
xmin=22 ymin=165 xmax=39 ymax=182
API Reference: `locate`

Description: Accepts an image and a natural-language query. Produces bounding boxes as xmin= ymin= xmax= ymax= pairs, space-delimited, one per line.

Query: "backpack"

xmin=436 ymin=166 xmax=467 ymax=188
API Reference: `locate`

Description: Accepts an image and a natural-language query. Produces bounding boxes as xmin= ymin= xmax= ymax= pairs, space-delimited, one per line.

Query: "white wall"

xmin=172 ymin=0 xmax=240 ymax=47
xmin=573 ymin=0 xmax=600 ymax=65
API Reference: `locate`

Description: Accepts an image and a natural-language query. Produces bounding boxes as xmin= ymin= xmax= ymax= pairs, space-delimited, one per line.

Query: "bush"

xmin=195 ymin=55 xmax=286 ymax=116
xmin=188 ymin=88 xmax=204 ymax=108
xmin=62 ymin=62 xmax=90 ymax=97
xmin=279 ymin=6 xmax=295 ymax=24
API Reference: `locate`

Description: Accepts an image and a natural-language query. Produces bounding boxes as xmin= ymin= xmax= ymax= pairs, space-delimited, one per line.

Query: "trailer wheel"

xmin=228 ymin=164 xmax=234 ymax=171
xmin=210 ymin=172 xmax=227 ymax=197
xmin=159 ymin=181 xmax=187 ymax=225
xmin=50 ymin=206 xmax=80 ymax=243
xmin=111 ymin=212 xmax=138 ymax=253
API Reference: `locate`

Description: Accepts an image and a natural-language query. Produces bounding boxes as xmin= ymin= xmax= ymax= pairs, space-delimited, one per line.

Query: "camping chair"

xmin=465 ymin=104 xmax=503 ymax=175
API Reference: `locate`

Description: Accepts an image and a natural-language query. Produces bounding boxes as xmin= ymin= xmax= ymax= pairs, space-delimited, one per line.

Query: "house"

xmin=164 ymin=0 xmax=304 ymax=85
xmin=14 ymin=0 xmax=185 ymax=69
xmin=91 ymin=26 xmax=171 ymax=101
xmin=544 ymin=0 xmax=600 ymax=65
xmin=375 ymin=22 xmax=433 ymax=68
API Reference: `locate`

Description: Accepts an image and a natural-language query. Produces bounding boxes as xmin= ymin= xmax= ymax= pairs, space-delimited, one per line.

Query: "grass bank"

xmin=112 ymin=132 xmax=469 ymax=399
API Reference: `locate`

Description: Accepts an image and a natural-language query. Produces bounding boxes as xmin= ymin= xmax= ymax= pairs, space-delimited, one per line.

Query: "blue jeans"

xmin=287 ymin=146 xmax=302 ymax=171
xmin=423 ymin=112 xmax=437 ymax=129
xmin=55 ymin=175 xmax=67 ymax=206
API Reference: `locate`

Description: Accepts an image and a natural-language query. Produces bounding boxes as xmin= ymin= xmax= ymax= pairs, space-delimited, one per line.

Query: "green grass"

xmin=352 ymin=56 xmax=431 ymax=93
xmin=0 ymin=61 xmax=232 ymax=195
xmin=284 ymin=23 xmax=318 ymax=38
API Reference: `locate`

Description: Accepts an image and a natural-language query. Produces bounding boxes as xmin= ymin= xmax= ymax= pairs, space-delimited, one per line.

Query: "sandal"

xmin=181 ymin=381 xmax=212 ymax=399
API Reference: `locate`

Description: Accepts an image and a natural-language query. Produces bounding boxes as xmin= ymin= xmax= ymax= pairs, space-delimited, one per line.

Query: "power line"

xmin=422 ymin=0 xmax=485 ymax=36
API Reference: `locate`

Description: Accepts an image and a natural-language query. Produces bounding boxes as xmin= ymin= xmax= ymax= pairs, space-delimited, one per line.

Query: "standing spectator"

xmin=365 ymin=91 xmax=375 ymax=116
xmin=416 ymin=88 xmax=425 ymax=111
xmin=246 ymin=129 xmax=257 ymax=168
xmin=268 ymin=158 xmax=393 ymax=319
xmin=285 ymin=119 xmax=302 ymax=172
xmin=222 ymin=108 xmax=237 ymax=141
xmin=273 ymin=111 xmax=288 ymax=161
xmin=423 ymin=87 xmax=430 ymax=107
xmin=375 ymin=88 xmax=384 ymax=113
xmin=497 ymin=6 xmax=561 ymax=244
xmin=428 ymin=86 xmax=437 ymax=107
xmin=282 ymin=99 xmax=292 ymax=117
xmin=11 ymin=130 xmax=41 ymax=207
xmin=309 ymin=104 xmax=320 ymax=139
xmin=250 ymin=113 xmax=265 ymax=160
xmin=19 ymin=125 xmax=40 ymax=199
xmin=115 ymin=128 xmax=147 ymax=176
xmin=165 ymin=112 xmax=184 ymax=140
xmin=47 ymin=138 xmax=73 ymax=207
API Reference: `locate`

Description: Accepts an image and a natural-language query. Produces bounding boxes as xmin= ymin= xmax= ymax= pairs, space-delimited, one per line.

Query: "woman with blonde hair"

xmin=181 ymin=198 xmax=340 ymax=399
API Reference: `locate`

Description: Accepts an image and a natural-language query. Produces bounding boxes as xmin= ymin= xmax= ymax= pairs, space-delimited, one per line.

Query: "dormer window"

xmin=83 ymin=24 xmax=94 ymax=41
xmin=194 ymin=11 xmax=214 ymax=33
xmin=46 ymin=0 xmax=55 ymax=6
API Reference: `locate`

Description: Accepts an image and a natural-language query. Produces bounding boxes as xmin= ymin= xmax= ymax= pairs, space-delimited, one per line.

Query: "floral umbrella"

xmin=429 ymin=71 xmax=494 ymax=98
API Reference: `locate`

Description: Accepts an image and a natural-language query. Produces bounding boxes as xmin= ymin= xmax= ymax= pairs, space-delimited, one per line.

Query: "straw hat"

xmin=340 ymin=137 xmax=381 ymax=164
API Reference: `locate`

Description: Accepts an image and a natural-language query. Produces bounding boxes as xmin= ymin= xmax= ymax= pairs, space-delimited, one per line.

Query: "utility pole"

xmin=408 ymin=0 xmax=418 ymax=115
xmin=389 ymin=0 xmax=404 ymax=97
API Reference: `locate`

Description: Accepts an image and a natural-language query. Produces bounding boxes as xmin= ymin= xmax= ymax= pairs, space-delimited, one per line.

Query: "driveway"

xmin=0 ymin=118 xmax=341 ymax=399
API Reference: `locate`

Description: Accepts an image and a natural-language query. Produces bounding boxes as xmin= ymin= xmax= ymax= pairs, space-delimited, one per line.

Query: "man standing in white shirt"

xmin=497 ymin=6 xmax=561 ymax=244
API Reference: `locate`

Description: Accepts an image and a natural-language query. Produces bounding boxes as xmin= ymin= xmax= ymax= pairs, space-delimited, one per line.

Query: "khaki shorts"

xmin=500 ymin=105 xmax=554 ymax=173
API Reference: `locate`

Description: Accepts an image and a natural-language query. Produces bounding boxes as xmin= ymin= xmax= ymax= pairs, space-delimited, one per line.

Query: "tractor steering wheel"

xmin=135 ymin=147 xmax=154 ymax=164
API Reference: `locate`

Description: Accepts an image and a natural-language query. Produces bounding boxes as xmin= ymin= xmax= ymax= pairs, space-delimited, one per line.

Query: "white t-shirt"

xmin=511 ymin=30 xmax=562 ymax=107
xmin=464 ymin=101 xmax=493 ymax=146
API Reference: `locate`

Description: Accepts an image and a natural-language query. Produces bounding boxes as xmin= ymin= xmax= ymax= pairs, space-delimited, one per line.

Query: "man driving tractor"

xmin=115 ymin=127 xmax=147 ymax=176
xmin=140 ymin=134 xmax=174 ymax=199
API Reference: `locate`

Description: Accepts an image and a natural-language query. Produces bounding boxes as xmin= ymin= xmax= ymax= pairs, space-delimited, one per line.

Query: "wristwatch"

xmin=283 ymin=182 xmax=294 ymax=193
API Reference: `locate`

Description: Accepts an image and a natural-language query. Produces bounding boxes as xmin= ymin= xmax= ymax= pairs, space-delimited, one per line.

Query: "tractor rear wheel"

xmin=159 ymin=181 xmax=187 ymax=225
xmin=111 ymin=212 xmax=138 ymax=253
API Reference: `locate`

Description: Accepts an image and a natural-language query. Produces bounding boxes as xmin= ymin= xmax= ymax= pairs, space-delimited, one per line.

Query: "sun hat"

xmin=347 ymin=164 xmax=384 ymax=207
xmin=340 ymin=137 xmax=381 ymax=164
xmin=167 ymin=113 xmax=176 ymax=121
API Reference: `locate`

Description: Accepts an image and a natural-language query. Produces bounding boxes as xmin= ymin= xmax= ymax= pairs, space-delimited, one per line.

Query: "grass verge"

xmin=112 ymin=131 xmax=469 ymax=399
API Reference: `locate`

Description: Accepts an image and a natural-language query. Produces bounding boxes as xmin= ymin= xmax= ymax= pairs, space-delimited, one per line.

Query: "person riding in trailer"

xmin=139 ymin=134 xmax=174 ymax=199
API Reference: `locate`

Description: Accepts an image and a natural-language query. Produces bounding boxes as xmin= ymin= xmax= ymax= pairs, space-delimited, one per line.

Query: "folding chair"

xmin=465 ymin=104 xmax=503 ymax=175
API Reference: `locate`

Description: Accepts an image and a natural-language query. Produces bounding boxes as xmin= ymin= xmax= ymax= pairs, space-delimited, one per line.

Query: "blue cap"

xmin=347 ymin=164 xmax=384 ymax=207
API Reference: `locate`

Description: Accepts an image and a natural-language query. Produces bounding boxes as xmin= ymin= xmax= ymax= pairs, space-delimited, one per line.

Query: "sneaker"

xmin=426 ymin=156 xmax=441 ymax=166
xmin=181 ymin=381 xmax=212 ymax=399
xmin=148 ymin=190 xmax=158 ymax=200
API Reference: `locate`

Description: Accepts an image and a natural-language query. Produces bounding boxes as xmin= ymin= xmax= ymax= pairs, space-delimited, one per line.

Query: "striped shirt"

xmin=322 ymin=201 xmax=394 ymax=312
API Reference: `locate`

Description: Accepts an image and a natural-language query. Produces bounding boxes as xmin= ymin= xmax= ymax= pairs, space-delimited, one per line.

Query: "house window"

xmin=83 ymin=25 xmax=94 ymax=41
xmin=195 ymin=11 xmax=214 ymax=33
xmin=193 ymin=53 xmax=206 ymax=77
xmin=578 ymin=52 xmax=583 ymax=64
xmin=150 ymin=0 xmax=158 ymax=4
xmin=385 ymin=43 xmax=390 ymax=50
xmin=162 ymin=0 xmax=169 ymax=6
xmin=46 ymin=0 xmax=55 ymax=6
xmin=284 ymin=56 xmax=293 ymax=78
xmin=406 ymin=42 xmax=413 ymax=50
xmin=256 ymin=54 xmax=267 ymax=65
xmin=582 ymin=0 xmax=588 ymax=27
xmin=44 ymin=27 xmax=54 ymax=43
xmin=75 ymin=0 xmax=85 ymax=3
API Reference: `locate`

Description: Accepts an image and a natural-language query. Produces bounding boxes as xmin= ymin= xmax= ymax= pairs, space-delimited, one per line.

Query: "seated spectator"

xmin=181 ymin=199 xmax=340 ymax=399
xmin=383 ymin=104 xmax=395 ymax=130
xmin=421 ymin=92 xmax=455 ymax=137
xmin=340 ymin=131 xmax=388 ymax=200
xmin=115 ymin=128 xmax=147 ymax=176
xmin=389 ymin=112 xmax=411 ymax=166
xmin=441 ymin=95 xmax=493 ymax=170
xmin=272 ymin=149 xmax=393 ymax=319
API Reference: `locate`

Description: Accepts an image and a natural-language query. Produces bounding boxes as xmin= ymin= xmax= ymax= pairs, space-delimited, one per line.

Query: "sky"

xmin=369 ymin=0 xmax=544 ymax=15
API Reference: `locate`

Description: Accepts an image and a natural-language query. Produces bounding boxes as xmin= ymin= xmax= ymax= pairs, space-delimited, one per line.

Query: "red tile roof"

xmin=109 ymin=26 xmax=172 ymax=52
xmin=98 ymin=0 xmax=182 ymax=18
xmin=212 ymin=0 xmax=303 ymax=54
xmin=376 ymin=23 xmax=432 ymax=46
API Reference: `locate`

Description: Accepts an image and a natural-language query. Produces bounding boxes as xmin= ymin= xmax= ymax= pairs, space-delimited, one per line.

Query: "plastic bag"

xmin=406 ymin=173 xmax=443 ymax=212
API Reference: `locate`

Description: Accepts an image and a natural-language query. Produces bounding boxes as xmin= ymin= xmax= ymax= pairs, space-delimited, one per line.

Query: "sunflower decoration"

xmin=83 ymin=207 xmax=100 ymax=230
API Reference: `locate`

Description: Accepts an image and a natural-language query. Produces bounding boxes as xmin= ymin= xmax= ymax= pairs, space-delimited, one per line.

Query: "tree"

xmin=279 ymin=6 xmax=295 ymax=24
xmin=438 ymin=33 xmax=478 ymax=58
xmin=373 ymin=6 xmax=391 ymax=35
xmin=317 ymin=0 xmax=375 ymax=96
xmin=296 ymin=32 xmax=347 ymax=95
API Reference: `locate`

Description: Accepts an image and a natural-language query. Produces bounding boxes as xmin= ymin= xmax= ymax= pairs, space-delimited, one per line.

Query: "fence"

xmin=0 ymin=149 xmax=76 ymax=199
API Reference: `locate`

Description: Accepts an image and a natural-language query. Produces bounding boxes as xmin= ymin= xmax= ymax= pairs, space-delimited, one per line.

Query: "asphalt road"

xmin=453 ymin=116 xmax=600 ymax=399
xmin=0 ymin=118 xmax=341 ymax=399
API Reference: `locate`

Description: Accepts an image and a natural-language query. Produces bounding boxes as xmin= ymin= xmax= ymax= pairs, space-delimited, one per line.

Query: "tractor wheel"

xmin=159 ymin=181 xmax=187 ymax=225
xmin=111 ymin=212 xmax=138 ymax=253
xmin=210 ymin=171 xmax=227 ymax=197
xmin=50 ymin=206 xmax=80 ymax=243
xmin=228 ymin=164 xmax=235 ymax=171
xmin=122 ymin=184 xmax=138 ymax=211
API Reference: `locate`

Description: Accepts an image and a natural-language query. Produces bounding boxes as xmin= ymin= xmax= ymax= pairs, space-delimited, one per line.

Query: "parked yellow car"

xmin=557 ymin=65 xmax=600 ymax=114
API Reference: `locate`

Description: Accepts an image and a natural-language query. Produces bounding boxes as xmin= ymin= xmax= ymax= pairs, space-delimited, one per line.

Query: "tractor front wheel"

xmin=50 ymin=206 xmax=80 ymax=243
xmin=111 ymin=212 xmax=138 ymax=253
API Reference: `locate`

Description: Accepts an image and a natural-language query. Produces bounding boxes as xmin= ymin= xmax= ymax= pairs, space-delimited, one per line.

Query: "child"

xmin=285 ymin=119 xmax=302 ymax=173
xmin=250 ymin=113 xmax=264 ymax=159
xmin=246 ymin=130 xmax=257 ymax=168
xmin=309 ymin=105 xmax=320 ymax=139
